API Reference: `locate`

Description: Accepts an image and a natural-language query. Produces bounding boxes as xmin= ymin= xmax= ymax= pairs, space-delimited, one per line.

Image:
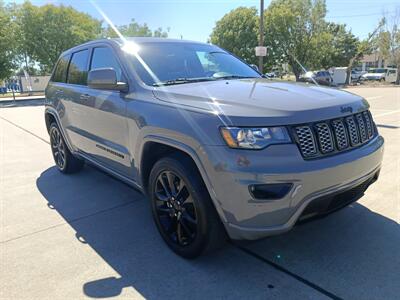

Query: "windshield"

xmin=125 ymin=42 xmax=261 ymax=86
xmin=370 ymin=68 xmax=387 ymax=73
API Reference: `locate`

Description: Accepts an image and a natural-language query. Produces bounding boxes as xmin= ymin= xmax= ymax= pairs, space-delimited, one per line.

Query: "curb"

xmin=0 ymin=97 xmax=46 ymax=107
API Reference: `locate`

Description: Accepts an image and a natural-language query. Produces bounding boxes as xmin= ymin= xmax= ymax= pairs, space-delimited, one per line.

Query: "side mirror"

xmin=250 ymin=64 xmax=259 ymax=72
xmin=88 ymin=68 xmax=128 ymax=91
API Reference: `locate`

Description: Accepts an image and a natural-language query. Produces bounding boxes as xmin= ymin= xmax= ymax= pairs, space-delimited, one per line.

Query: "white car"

xmin=361 ymin=68 xmax=397 ymax=83
xmin=351 ymin=70 xmax=366 ymax=81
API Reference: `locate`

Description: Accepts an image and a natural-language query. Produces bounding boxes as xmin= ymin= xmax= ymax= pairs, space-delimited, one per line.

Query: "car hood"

xmin=152 ymin=78 xmax=369 ymax=126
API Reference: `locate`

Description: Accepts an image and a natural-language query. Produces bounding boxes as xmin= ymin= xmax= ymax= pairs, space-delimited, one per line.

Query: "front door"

xmin=81 ymin=46 xmax=131 ymax=176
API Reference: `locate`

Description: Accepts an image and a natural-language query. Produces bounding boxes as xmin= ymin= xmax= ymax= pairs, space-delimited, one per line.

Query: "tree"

xmin=346 ymin=19 xmax=385 ymax=84
xmin=377 ymin=11 xmax=400 ymax=84
xmin=12 ymin=1 xmax=39 ymax=73
xmin=317 ymin=23 xmax=358 ymax=70
xmin=264 ymin=0 xmax=328 ymax=80
xmin=0 ymin=1 xmax=17 ymax=80
xmin=14 ymin=1 xmax=102 ymax=73
xmin=102 ymin=19 xmax=169 ymax=38
xmin=210 ymin=7 xmax=259 ymax=65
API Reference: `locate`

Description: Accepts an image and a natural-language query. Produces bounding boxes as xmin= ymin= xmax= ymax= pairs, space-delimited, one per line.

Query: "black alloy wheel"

xmin=50 ymin=125 xmax=67 ymax=171
xmin=154 ymin=170 xmax=198 ymax=246
xmin=149 ymin=154 xmax=226 ymax=258
xmin=49 ymin=122 xmax=84 ymax=174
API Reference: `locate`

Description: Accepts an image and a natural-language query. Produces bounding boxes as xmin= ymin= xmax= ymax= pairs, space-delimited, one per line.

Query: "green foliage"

xmin=210 ymin=7 xmax=259 ymax=64
xmin=102 ymin=18 xmax=169 ymax=38
xmin=210 ymin=0 xmax=360 ymax=80
xmin=264 ymin=0 xmax=328 ymax=79
xmin=0 ymin=1 xmax=17 ymax=80
xmin=317 ymin=23 xmax=359 ymax=70
xmin=14 ymin=2 xmax=102 ymax=73
xmin=378 ymin=15 xmax=400 ymax=83
xmin=3 ymin=1 xmax=169 ymax=77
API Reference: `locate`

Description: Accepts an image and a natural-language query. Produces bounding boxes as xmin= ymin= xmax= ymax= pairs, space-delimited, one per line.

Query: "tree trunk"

xmin=346 ymin=58 xmax=355 ymax=85
xmin=24 ymin=53 xmax=29 ymax=71
xmin=294 ymin=72 xmax=300 ymax=82
xmin=396 ymin=66 xmax=400 ymax=85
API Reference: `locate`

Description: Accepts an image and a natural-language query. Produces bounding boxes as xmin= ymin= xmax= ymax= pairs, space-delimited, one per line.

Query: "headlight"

xmin=220 ymin=127 xmax=291 ymax=149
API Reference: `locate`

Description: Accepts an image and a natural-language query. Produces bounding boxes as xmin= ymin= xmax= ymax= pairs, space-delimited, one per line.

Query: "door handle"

xmin=80 ymin=94 xmax=90 ymax=101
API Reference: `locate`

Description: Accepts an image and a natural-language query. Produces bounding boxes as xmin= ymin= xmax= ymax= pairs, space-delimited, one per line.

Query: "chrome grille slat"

xmin=346 ymin=116 xmax=360 ymax=146
xmin=332 ymin=119 xmax=349 ymax=150
xmin=315 ymin=123 xmax=334 ymax=153
xmin=294 ymin=111 xmax=376 ymax=159
xmin=356 ymin=113 xmax=367 ymax=142
xmin=295 ymin=126 xmax=317 ymax=157
xmin=363 ymin=111 xmax=373 ymax=138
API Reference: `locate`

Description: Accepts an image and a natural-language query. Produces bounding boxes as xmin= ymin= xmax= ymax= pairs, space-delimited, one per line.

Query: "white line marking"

xmin=366 ymin=96 xmax=383 ymax=100
xmin=374 ymin=109 xmax=400 ymax=118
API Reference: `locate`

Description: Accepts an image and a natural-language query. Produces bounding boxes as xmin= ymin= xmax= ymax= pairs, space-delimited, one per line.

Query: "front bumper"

xmin=198 ymin=135 xmax=384 ymax=240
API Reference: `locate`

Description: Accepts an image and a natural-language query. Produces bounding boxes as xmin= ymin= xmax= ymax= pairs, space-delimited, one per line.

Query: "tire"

xmin=49 ymin=122 xmax=84 ymax=174
xmin=148 ymin=153 xmax=227 ymax=258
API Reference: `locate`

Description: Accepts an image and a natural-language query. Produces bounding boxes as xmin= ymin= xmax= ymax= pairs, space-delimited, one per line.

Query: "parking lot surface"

xmin=1 ymin=87 xmax=399 ymax=299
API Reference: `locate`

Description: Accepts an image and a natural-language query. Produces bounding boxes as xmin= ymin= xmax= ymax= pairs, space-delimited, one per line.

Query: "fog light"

xmin=249 ymin=183 xmax=293 ymax=200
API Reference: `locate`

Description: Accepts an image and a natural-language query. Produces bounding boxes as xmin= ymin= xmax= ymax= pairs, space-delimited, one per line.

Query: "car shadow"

xmin=36 ymin=166 xmax=399 ymax=299
xmin=36 ymin=166 xmax=302 ymax=299
xmin=239 ymin=198 xmax=400 ymax=299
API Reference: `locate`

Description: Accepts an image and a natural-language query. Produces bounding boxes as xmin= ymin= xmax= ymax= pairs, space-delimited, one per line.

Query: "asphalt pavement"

xmin=0 ymin=87 xmax=399 ymax=299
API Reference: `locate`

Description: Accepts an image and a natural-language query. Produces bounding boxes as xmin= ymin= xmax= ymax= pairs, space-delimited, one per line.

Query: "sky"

xmin=9 ymin=0 xmax=400 ymax=42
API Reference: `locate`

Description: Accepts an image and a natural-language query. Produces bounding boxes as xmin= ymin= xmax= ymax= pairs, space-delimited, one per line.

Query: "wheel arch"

xmin=138 ymin=137 xmax=227 ymax=223
xmin=44 ymin=108 xmax=75 ymax=153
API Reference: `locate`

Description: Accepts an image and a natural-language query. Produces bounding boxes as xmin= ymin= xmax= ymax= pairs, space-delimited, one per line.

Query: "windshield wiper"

xmin=153 ymin=77 xmax=216 ymax=86
xmin=214 ymin=75 xmax=259 ymax=80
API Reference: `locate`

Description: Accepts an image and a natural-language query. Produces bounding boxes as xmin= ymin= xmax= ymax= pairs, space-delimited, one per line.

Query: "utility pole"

xmin=258 ymin=0 xmax=264 ymax=73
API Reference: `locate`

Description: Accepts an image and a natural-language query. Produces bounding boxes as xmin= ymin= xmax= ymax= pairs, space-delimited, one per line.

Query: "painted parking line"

xmin=374 ymin=109 xmax=400 ymax=118
xmin=365 ymin=96 xmax=383 ymax=100
xmin=233 ymin=243 xmax=343 ymax=300
xmin=0 ymin=116 xmax=50 ymax=145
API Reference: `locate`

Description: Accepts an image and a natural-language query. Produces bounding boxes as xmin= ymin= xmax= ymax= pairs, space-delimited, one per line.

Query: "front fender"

xmin=137 ymin=135 xmax=228 ymax=223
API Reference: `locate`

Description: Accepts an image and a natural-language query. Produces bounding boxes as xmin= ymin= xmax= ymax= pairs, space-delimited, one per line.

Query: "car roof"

xmin=60 ymin=37 xmax=211 ymax=57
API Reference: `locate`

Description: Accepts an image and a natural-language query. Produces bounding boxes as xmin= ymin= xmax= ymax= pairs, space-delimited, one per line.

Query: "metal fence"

xmin=0 ymin=74 xmax=49 ymax=101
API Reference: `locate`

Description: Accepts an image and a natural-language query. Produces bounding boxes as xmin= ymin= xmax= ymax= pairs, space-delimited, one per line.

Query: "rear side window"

xmin=90 ymin=47 xmax=123 ymax=81
xmin=52 ymin=54 xmax=70 ymax=83
xmin=67 ymin=49 xmax=89 ymax=85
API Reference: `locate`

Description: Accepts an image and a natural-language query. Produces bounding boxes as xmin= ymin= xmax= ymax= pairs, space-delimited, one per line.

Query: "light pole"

xmin=258 ymin=0 xmax=264 ymax=73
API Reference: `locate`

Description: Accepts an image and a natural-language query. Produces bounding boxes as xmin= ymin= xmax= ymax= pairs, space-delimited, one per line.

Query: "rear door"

xmin=63 ymin=49 xmax=92 ymax=149
xmin=46 ymin=54 xmax=75 ymax=146
xmin=77 ymin=45 xmax=130 ymax=176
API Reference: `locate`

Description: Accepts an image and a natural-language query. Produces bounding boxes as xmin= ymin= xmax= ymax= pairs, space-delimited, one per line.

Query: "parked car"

xmin=351 ymin=69 xmax=366 ymax=81
xmin=300 ymin=70 xmax=333 ymax=85
xmin=265 ymin=71 xmax=277 ymax=78
xmin=45 ymin=38 xmax=384 ymax=258
xmin=361 ymin=68 xmax=398 ymax=83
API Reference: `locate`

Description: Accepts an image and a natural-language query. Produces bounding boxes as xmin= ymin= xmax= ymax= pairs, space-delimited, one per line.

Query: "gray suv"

xmin=45 ymin=38 xmax=384 ymax=258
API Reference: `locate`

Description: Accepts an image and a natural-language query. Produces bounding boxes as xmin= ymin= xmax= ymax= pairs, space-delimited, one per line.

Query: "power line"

xmin=327 ymin=11 xmax=398 ymax=18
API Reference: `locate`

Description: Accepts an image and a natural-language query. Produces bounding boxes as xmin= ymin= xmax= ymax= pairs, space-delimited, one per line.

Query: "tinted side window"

xmin=67 ymin=50 xmax=89 ymax=85
xmin=52 ymin=54 xmax=70 ymax=83
xmin=90 ymin=47 xmax=122 ymax=81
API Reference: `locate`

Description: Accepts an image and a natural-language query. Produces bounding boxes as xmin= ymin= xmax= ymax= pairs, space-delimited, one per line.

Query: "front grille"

xmin=293 ymin=110 xmax=376 ymax=159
